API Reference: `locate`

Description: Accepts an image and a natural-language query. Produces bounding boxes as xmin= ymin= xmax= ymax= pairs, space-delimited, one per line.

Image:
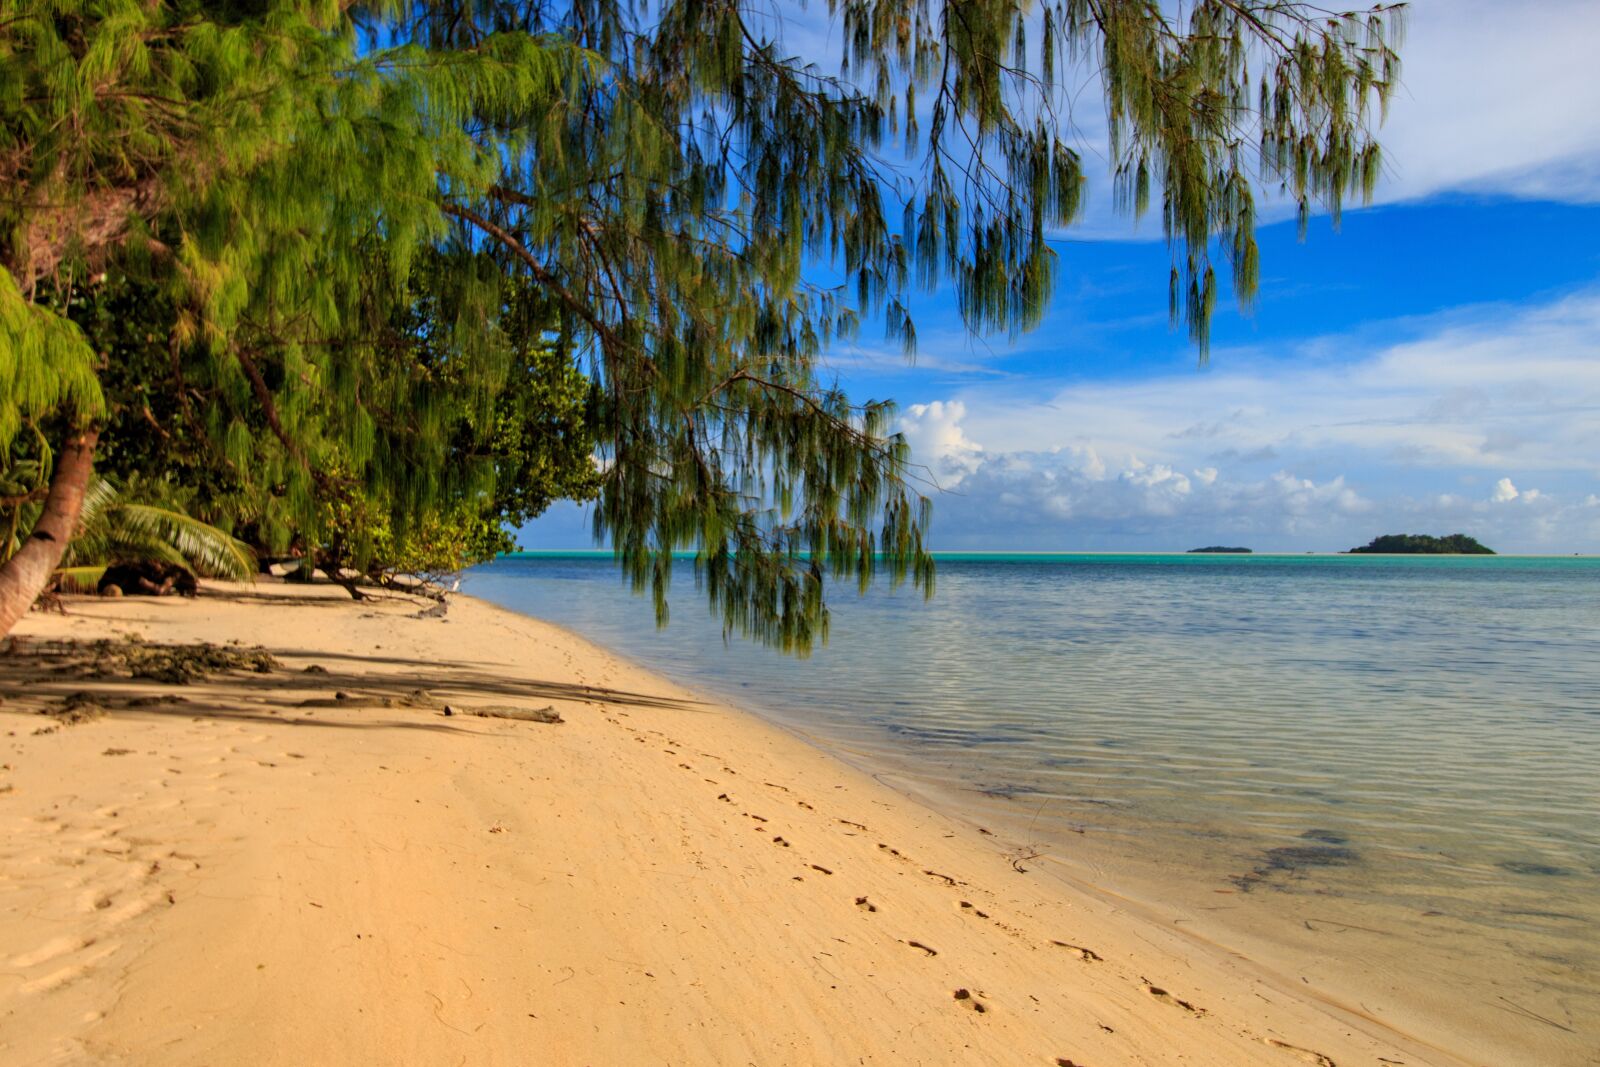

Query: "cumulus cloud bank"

xmin=897 ymin=294 xmax=1600 ymax=552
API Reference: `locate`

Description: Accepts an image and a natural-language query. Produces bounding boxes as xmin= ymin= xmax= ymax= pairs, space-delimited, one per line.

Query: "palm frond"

xmin=107 ymin=536 xmax=193 ymax=571
xmin=53 ymin=565 xmax=107 ymax=594
xmin=77 ymin=477 xmax=117 ymax=530
xmin=112 ymin=504 xmax=256 ymax=580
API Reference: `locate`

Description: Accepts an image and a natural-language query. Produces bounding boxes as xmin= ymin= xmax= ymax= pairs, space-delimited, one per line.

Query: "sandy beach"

xmin=1 ymin=582 xmax=1468 ymax=1066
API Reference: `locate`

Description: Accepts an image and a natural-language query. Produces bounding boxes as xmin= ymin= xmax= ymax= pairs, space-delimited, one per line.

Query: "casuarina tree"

xmin=0 ymin=0 xmax=1404 ymax=647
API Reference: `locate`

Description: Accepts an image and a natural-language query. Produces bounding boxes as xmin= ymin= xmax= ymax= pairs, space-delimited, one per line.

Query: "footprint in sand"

xmin=1263 ymin=1038 xmax=1336 ymax=1066
xmin=1051 ymin=939 xmax=1102 ymax=962
xmin=854 ymin=896 xmax=877 ymax=913
xmin=19 ymin=941 xmax=120 ymax=995
xmin=9 ymin=934 xmax=85 ymax=969
xmin=952 ymin=988 xmax=988 ymax=1014
xmin=1141 ymin=978 xmax=1205 ymax=1016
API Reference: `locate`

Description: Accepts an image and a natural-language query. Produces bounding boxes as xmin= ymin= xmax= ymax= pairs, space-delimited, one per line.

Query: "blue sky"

xmin=524 ymin=0 xmax=1600 ymax=553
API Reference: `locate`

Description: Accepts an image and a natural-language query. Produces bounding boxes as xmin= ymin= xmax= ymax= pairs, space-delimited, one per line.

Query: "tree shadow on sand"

xmin=1 ymin=633 xmax=704 ymax=736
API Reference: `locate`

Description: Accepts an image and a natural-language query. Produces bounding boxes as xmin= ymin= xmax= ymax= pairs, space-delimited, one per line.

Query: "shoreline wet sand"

xmin=3 ymin=582 xmax=1469 ymax=1065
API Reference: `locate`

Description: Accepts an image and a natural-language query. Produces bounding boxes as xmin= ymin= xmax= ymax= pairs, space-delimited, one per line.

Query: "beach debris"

xmin=13 ymin=637 xmax=278 ymax=684
xmin=125 ymin=695 xmax=188 ymax=708
xmin=41 ymin=693 xmax=108 ymax=725
xmin=303 ymin=664 xmax=329 ymax=674
xmin=297 ymin=689 xmax=562 ymax=723
xmin=299 ymin=689 xmax=439 ymax=709
xmin=1009 ymin=849 xmax=1041 ymax=874
xmin=447 ymin=704 xmax=562 ymax=724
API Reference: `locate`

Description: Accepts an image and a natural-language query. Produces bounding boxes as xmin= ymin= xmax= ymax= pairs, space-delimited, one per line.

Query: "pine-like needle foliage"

xmin=1 ymin=0 xmax=1404 ymax=652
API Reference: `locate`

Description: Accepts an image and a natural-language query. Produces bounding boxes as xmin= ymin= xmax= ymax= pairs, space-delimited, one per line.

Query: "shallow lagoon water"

xmin=466 ymin=553 xmax=1600 ymax=1064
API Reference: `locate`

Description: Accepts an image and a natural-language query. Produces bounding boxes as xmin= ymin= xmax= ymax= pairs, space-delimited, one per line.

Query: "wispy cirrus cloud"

xmin=1376 ymin=0 xmax=1600 ymax=206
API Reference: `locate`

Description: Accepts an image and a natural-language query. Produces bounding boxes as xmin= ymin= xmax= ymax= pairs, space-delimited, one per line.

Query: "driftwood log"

xmin=297 ymin=690 xmax=562 ymax=723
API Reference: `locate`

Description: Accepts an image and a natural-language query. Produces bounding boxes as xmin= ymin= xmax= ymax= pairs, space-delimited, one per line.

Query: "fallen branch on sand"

xmin=296 ymin=689 xmax=562 ymax=724
xmin=443 ymin=704 xmax=562 ymax=724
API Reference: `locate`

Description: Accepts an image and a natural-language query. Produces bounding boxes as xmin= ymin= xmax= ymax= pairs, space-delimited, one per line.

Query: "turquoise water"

xmin=466 ymin=553 xmax=1600 ymax=1064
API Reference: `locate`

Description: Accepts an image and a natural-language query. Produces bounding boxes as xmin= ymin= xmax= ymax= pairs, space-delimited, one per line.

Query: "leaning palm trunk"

xmin=0 ymin=430 xmax=98 ymax=636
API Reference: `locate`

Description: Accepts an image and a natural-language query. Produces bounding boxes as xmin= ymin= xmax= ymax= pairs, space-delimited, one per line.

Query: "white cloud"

xmin=898 ymin=400 xmax=985 ymax=487
xmin=897 ymin=292 xmax=1600 ymax=551
xmin=954 ymin=292 xmax=1600 ymax=475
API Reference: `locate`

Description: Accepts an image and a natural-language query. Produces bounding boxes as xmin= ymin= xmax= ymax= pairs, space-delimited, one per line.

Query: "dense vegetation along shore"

xmin=0 ymin=583 xmax=1466 ymax=1066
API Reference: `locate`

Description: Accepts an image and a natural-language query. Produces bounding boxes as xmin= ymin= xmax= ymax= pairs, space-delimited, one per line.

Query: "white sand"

xmin=1 ymin=582 xmax=1466 ymax=1065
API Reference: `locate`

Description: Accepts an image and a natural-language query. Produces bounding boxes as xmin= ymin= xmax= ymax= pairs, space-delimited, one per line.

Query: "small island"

xmin=1188 ymin=546 xmax=1252 ymax=554
xmin=1347 ymin=533 xmax=1495 ymax=555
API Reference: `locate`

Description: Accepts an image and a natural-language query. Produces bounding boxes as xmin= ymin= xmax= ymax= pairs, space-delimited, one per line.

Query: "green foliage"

xmin=45 ymin=264 xmax=597 ymax=579
xmin=1348 ymin=534 xmax=1495 ymax=555
xmin=1 ymin=0 xmax=1404 ymax=651
xmin=0 ymin=267 xmax=103 ymax=449
xmin=58 ymin=475 xmax=256 ymax=580
xmin=0 ymin=443 xmax=48 ymax=558
xmin=1188 ymin=546 xmax=1252 ymax=554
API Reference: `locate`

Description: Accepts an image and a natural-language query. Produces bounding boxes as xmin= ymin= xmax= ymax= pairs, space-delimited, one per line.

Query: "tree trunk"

xmin=0 ymin=429 xmax=99 ymax=637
